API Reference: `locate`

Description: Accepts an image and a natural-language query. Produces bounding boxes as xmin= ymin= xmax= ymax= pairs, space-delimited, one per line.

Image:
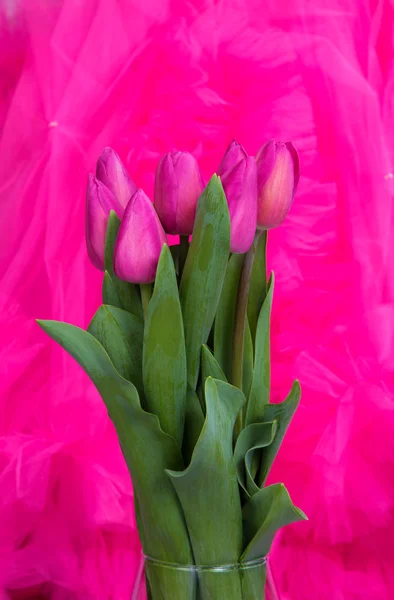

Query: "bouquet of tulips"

xmin=38 ymin=140 xmax=306 ymax=600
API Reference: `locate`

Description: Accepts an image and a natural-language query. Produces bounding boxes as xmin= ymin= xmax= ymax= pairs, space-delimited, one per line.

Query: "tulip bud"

xmin=217 ymin=140 xmax=258 ymax=254
xmin=256 ymin=140 xmax=300 ymax=229
xmin=86 ymin=174 xmax=123 ymax=270
xmin=96 ymin=147 xmax=137 ymax=209
xmin=154 ymin=151 xmax=204 ymax=235
xmin=114 ymin=189 xmax=167 ymax=284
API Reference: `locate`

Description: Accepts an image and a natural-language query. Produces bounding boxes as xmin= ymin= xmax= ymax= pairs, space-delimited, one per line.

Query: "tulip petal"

xmin=114 ymin=189 xmax=167 ymax=284
xmin=256 ymin=139 xmax=276 ymax=187
xmin=218 ymin=141 xmax=258 ymax=254
xmin=256 ymin=141 xmax=299 ymax=229
xmin=173 ymin=152 xmax=204 ymax=235
xmin=85 ymin=173 xmax=122 ymax=270
xmin=96 ymin=147 xmax=137 ymax=209
xmin=155 ymin=151 xmax=204 ymax=235
xmin=285 ymin=141 xmax=301 ymax=192
xmin=218 ymin=139 xmax=248 ymax=178
xmin=154 ymin=154 xmax=178 ymax=233
xmin=103 ymin=211 xmax=143 ymax=318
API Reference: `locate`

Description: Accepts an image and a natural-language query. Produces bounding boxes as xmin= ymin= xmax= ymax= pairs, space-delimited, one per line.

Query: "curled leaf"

xmin=242 ymin=484 xmax=307 ymax=561
xmin=257 ymin=380 xmax=301 ymax=487
xmin=167 ymin=378 xmax=245 ymax=565
xmin=234 ymin=421 xmax=277 ymax=497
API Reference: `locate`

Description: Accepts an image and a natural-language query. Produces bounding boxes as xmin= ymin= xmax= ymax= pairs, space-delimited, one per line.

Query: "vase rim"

xmin=143 ymin=554 xmax=267 ymax=572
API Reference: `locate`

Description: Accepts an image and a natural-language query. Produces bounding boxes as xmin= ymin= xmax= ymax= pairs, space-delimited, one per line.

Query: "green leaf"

xmin=144 ymin=559 xmax=197 ymax=600
xmin=201 ymin=344 xmax=227 ymax=383
xmin=241 ymin=483 xmax=307 ymax=561
xmin=214 ymin=253 xmax=244 ymax=381
xmin=239 ymin=560 xmax=267 ymax=599
xmin=102 ymin=271 xmax=123 ymax=309
xmin=182 ymin=388 xmax=205 ymax=466
xmin=143 ymin=245 xmax=187 ymax=446
xmin=36 ymin=320 xmax=193 ymax=567
xmin=180 ymin=176 xmax=231 ymax=390
xmin=88 ymin=304 xmax=144 ymax=397
xmin=167 ymin=378 xmax=245 ymax=566
xmin=257 ymin=380 xmax=301 ymax=487
xmin=133 ymin=495 xmax=146 ymax=548
xmin=242 ymin=318 xmax=254 ymax=399
xmin=104 ymin=211 xmax=142 ymax=318
xmin=246 ymin=273 xmax=274 ymax=425
xmin=234 ymin=422 xmax=277 ymax=497
xmin=198 ymin=344 xmax=227 ymax=414
xmin=247 ymin=230 xmax=267 ymax=346
xmin=104 ymin=210 xmax=121 ymax=274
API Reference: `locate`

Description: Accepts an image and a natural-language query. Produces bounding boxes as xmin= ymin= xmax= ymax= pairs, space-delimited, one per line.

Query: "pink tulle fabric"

xmin=0 ymin=1 xmax=393 ymax=598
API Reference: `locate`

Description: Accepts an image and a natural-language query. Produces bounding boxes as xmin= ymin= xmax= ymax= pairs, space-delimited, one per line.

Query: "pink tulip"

xmin=86 ymin=174 xmax=123 ymax=270
xmin=114 ymin=189 xmax=167 ymax=284
xmin=256 ymin=140 xmax=300 ymax=229
xmin=96 ymin=147 xmax=137 ymax=209
xmin=218 ymin=140 xmax=258 ymax=254
xmin=154 ymin=151 xmax=204 ymax=235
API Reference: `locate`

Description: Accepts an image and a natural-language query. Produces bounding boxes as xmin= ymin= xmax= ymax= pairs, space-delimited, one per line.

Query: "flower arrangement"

xmin=38 ymin=140 xmax=306 ymax=599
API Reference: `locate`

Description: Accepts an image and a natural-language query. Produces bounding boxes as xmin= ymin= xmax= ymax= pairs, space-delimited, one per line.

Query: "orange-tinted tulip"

xmin=256 ymin=140 xmax=300 ymax=229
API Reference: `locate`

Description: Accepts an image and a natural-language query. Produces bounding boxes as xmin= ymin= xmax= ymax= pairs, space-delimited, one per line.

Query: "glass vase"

xmin=131 ymin=554 xmax=280 ymax=600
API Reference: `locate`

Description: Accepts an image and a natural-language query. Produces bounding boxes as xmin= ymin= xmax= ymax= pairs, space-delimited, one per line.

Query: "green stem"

xmin=232 ymin=231 xmax=262 ymax=436
xmin=179 ymin=235 xmax=189 ymax=280
xmin=140 ymin=283 xmax=153 ymax=318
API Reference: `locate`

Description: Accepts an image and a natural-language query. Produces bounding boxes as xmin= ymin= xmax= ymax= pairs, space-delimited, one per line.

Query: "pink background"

xmin=1 ymin=1 xmax=393 ymax=598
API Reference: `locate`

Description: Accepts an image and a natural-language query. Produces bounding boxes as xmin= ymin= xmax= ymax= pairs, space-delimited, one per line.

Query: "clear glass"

xmin=131 ymin=554 xmax=280 ymax=600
